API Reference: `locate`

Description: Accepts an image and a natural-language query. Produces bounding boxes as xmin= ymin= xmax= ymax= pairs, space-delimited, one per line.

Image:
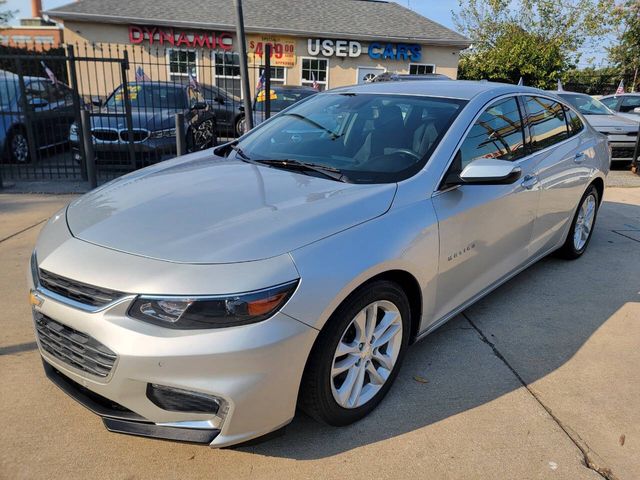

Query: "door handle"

xmin=521 ymin=174 xmax=538 ymax=190
xmin=574 ymin=152 xmax=586 ymax=163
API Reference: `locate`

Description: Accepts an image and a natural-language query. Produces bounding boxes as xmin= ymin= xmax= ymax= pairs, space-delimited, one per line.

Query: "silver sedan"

xmin=29 ymin=80 xmax=609 ymax=447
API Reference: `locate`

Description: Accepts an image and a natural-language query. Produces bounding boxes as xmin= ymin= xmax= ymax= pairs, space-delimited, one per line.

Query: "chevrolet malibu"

xmin=29 ymin=81 xmax=608 ymax=447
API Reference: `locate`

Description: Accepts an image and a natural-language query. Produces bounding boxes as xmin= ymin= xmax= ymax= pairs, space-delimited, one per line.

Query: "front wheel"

xmin=557 ymin=184 xmax=600 ymax=259
xmin=300 ymin=280 xmax=410 ymax=426
xmin=8 ymin=128 xmax=30 ymax=163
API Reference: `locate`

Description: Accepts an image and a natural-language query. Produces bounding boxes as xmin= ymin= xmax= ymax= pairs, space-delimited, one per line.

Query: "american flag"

xmin=517 ymin=77 xmax=523 ymax=86
xmin=311 ymin=72 xmax=319 ymax=91
xmin=256 ymin=70 xmax=265 ymax=91
xmin=40 ymin=61 xmax=57 ymax=85
xmin=135 ymin=67 xmax=150 ymax=82
xmin=615 ymin=80 xmax=625 ymax=95
xmin=189 ymin=71 xmax=200 ymax=92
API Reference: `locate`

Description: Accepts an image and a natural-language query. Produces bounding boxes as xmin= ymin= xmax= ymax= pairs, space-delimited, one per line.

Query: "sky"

xmin=6 ymin=0 xmax=609 ymax=66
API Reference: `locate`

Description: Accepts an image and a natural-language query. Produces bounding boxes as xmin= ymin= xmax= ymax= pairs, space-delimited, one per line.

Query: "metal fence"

xmin=0 ymin=42 xmax=270 ymax=184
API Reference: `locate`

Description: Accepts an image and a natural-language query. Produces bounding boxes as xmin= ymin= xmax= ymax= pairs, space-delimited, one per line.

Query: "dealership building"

xmin=46 ymin=0 xmax=470 ymax=97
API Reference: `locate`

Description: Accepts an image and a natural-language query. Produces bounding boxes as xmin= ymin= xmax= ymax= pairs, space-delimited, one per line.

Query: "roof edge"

xmin=44 ymin=10 xmax=472 ymax=48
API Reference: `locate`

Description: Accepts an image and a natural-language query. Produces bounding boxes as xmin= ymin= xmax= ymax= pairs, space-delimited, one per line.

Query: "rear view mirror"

xmin=459 ymin=158 xmax=522 ymax=185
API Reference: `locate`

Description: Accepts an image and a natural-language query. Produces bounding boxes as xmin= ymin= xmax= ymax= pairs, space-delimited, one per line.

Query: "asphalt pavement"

xmin=0 ymin=186 xmax=638 ymax=480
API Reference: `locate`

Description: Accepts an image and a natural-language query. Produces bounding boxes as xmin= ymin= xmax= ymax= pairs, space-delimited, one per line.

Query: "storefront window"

xmin=258 ymin=66 xmax=286 ymax=85
xmin=168 ymin=49 xmax=197 ymax=82
xmin=215 ymin=52 xmax=241 ymax=97
xmin=409 ymin=63 xmax=435 ymax=75
xmin=301 ymin=58 xmax=328 ymax=91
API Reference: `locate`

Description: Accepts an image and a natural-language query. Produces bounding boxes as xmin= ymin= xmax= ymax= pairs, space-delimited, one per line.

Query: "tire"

xmin=299 ymin=280 xmax=411 ymax=426
xmin=7 ymin=128 xmax=30 ymax=163
xmin=556 ymin=184 xmax=600 ymax=260
xmin=235 ymin=115 xmax=245 ymax=137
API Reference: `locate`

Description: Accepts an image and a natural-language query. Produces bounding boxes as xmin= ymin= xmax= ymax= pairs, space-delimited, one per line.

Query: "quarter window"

xmin=523 ymin=96 xmax=569 ymax=151
xmin=409 ymin=64 xmax=435 ymax=75
xmin=458 ymin=97 xmax=526 ymax=169
xmin=564 ymin=107 xmax=584 ymax=137
xmin=301 ymin=58 xmax=328 ymax=91
xmin=168 ymin=49 xmax=197 ymax=82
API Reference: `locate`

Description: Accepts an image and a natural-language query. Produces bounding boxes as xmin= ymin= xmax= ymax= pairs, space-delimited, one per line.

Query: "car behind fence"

xmin=0 ymin=43 xmax=270 ymax=185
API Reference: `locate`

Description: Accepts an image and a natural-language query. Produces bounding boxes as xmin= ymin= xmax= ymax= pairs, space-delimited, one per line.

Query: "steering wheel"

xmin=387 ymin=148 xmax=422 ymax=162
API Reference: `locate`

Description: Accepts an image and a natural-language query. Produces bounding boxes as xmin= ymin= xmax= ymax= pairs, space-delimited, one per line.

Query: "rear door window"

xmin=620 ymin=96 xmax=640 ymax=113
xmin=523 ymin=96 xmax=568 ymax=152
xmin=458 ymin=96 xmax=526 ymax=169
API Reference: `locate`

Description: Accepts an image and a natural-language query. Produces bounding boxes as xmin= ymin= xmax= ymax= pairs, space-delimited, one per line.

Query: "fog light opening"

xmin=146 ymin=383 xmax=227 ymax=419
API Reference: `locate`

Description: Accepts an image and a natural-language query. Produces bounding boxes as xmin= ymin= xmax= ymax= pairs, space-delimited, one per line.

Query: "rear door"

xmin=431 ymin=96 xmax=540 ymax=322
xmin=524 ymin=96 xmax=593 ymax=255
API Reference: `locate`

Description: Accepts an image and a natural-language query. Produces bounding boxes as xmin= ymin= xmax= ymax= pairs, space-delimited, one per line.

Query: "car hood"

xmin=583 ymin=114 xmax=639 ymax=132
xmin=91 ymin=108 xmax=176 ymax=131
xmin=66 ymin=154 xmax=397 ymax=264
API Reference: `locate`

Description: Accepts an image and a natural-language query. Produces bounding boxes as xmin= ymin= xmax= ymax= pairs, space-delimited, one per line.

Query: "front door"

xmin=431 ymin=96 xmax=540 ymax=323
xmin=357 ymin=67 xmax=384 ymax=84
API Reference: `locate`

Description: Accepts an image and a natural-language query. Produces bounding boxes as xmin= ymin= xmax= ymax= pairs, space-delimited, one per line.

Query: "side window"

xmin=620 ymin=96 xmax=640 ymax=113
xmin=600 ymin=97 xmax=619 ymax=110
xmin=564 ymin=106 xmax=584 ymax=137
xmin=458 ymin=97 xmax=526 ymax=169
xmin=524 ymin=96 xmax=568 ymax=151
xmin=23 ymin=81 xmax=49 ymax=107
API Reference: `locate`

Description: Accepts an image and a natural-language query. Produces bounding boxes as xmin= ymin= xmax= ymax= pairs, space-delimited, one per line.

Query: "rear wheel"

xmin=300 ymin=280 xmax=410 ymax=426
xmin=235 ymin=115 xmax=246 ymax=137
xmin=557 ymin=184 xmax=599 ymax=259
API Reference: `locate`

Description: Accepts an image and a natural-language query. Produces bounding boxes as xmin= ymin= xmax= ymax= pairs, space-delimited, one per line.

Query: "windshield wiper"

xmin=281 ymin=113 xmax=343 ymax=140
xmin=257 ymin=159 xmax=348 ymax=182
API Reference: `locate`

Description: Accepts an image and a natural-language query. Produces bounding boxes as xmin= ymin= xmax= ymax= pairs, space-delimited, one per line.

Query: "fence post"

xmin=15 ymin=57 xmax=39 ymax=168
xmin=120 ymin=50 xmax=137 ymax=169
xmin=175 ymin=113 xmax=186 ymax=156
xmin=632 ymin=123 xmax=640 ymax=175
xmin=233 ymin=0 xmax=253 ymax=131
xmin=66 ymin=44 xmax=88 ymax=181
xmin=81 ymin=109 xmax=97 ymax=189
xmin=265 ymin=43 xmax=271 ymax=120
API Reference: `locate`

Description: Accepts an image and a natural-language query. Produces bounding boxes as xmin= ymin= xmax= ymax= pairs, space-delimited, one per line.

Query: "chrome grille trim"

xmin=38 ymin=269 xmax=125 ymax=308
xmin=35 ymin=313 xmax=117 ymax=378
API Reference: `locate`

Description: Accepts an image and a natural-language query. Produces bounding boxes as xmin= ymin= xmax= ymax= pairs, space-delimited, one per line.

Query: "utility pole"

xmin=234 ymin=0 xmax=253 ymax=131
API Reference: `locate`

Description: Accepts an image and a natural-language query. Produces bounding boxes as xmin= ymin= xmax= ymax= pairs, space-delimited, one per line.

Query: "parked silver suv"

xmin=30 ymin=80 xmax=609 ymax=447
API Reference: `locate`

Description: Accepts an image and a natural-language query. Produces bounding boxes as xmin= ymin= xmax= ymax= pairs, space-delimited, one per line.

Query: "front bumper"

xmin=70 ymin=136 xmax=176 ymax=164
xmin=30 ymin=218 xmax=318 ymax=447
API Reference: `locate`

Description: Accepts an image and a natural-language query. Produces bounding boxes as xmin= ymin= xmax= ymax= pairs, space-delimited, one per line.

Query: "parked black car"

xmin=200 ymin=85 xmax=245 ymax=137
xmin=252 ymin=85 xmax=318 ymax=128
xmin=1 ymin=71 xmax=76 ymax=163
xmin=70 ymin=82 xmax=217 ymax=165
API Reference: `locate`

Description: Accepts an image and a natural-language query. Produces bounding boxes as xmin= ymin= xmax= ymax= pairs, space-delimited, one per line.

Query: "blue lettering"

xmin=409 ymin=44 xmax=422 ymax=61
xmin=382 ymin=43 xmax=395 ymax=60
xmin=396 ymin=43 xmax=409 ymax=61
xmin=368 ymin=42 xmax=381 ymax=59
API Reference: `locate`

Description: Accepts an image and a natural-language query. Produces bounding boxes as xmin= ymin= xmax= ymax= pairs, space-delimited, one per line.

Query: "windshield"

xmin=104 ymin=83 xmax=188 ymax=110
xmin=0 ymin=78 xmax=19 ymax=107
xmin=254 ymin=88 xmax=317 ymax=113
xmin=558 ymin=93 xmax=612 ymax=116
xmin=236 ymin=93 xmax=466 ymax=183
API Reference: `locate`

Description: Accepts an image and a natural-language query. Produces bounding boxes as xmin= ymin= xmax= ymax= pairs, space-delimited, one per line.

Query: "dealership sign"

xmin=129 ymin=26 xmax=233 ymax=50
xmin=248 ymin=35 xmax=296 ymax=67
xmin=307 ymin=38 xmax=421 ymax=61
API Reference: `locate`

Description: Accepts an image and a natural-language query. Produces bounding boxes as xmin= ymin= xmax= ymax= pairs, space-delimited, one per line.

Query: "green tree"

xmin=454 ymin=0 xmax=615 ymax=88
xmin=0 ymin=0 xmax=15 ymax=26
xmin=608 ymin=0 xmax=640 ymax=91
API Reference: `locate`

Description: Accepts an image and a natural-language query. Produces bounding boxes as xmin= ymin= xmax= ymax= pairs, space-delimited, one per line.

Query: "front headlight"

xmin=127 ymin=280 xmax=298 ymax=329
xmin=150 ymin=128 xmax=176 ymax=139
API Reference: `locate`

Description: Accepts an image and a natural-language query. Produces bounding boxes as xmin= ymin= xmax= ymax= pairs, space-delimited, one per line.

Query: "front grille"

xmin=92 ymin=129 xmax=119 ymax=142
xmin=35 ymin=313 xmax=117 ymax=378
xmin=611 ymin=147 xmax=635 ymax=159
xmin=38 ymin=269 xmax=125 ymax=308
xmin=120 ymin=129 xmax=150 ymax=143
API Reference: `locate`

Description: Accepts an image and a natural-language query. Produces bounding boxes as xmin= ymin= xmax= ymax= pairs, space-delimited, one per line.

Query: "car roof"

xmin=327 ymin=80 xmax=546 ymax=101
xmin=273 ymin=84 xmax=317 ymax=91
xmin=601 ymin=93 xmax=640 ymax=98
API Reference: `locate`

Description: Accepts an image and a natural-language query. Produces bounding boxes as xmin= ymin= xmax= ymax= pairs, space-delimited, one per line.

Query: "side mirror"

xmin=90 ymin=96 xmax=103 ymax=108
xmin=191 ymin=101 xmax=207 ymax=110
xmin=459 ymin=158 xmax=522 ymax=185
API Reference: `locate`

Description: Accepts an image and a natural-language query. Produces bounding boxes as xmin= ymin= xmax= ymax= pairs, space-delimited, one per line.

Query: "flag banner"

xmin=615 ymin=80 xmax=624 ymax=95
xmin=135 ymin=67 xmax=150 ymax=82
xmin=41 ymin=61 xmax=57 ymax=85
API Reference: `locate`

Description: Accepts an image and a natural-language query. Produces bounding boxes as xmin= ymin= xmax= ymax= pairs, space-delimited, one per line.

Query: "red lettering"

xmin=129 ymin=26 xmax=143 ymax=44
xmin=218 ymin=32 xmax=233 ymax=51
xmin=192 ymin=32 xmax=207 ymax=48
xmin=176 ymin=31 xmax=191 ymax=47
xmin=159 ymin=28 xmax=175 ymax=46
xmin=143 ymin=27 xmax=157 ymax=46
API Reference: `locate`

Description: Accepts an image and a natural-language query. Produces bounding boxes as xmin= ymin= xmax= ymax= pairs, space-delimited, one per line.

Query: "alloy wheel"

xmin=573 ymin=193 xmax=596 ymax=251
xmin=330 ymin=300 xmax=403 ymax=409
xmin=192 ymin=119 xmax=214 ymax=150
xmin=11 ymin=132 xmax=29 ymax=163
